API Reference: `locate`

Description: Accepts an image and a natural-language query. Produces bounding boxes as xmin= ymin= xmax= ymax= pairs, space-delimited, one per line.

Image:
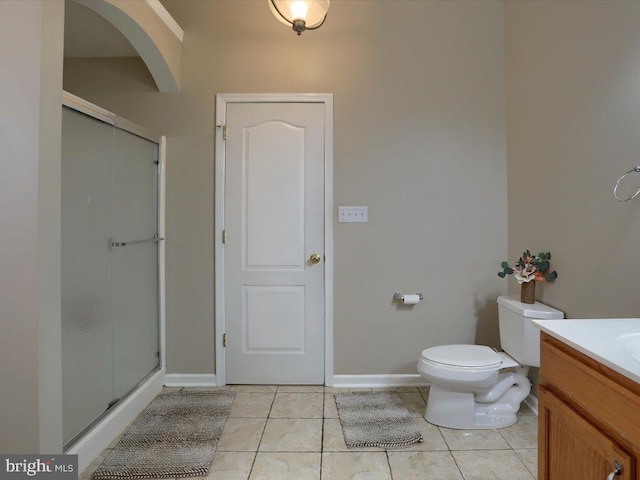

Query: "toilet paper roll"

xmin=402 ymin=294 xmax=421 ymax=305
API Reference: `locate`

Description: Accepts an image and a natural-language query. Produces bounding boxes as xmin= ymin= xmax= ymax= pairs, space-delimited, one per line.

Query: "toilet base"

xmin=424 ymin=372 xmax=530 ymax=429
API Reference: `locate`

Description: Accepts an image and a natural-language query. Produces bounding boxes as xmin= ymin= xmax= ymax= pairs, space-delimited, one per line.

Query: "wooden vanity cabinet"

xmin=538 ymin=333 xmax=640 ymax=480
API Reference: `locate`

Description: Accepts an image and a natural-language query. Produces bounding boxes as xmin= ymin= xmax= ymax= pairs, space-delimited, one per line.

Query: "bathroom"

xmin=2 ymin=1 xmax=640 ymax=479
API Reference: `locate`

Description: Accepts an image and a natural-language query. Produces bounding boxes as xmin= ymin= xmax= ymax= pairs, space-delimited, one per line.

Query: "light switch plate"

xmin=338 ymin=206 xmax=368 ymax=223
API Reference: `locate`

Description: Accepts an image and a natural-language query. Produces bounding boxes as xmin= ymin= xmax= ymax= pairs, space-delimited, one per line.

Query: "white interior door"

xmin=223 ymin=101 xmax=326 ymax=384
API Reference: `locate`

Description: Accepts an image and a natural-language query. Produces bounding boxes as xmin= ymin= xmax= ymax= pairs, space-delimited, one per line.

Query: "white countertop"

xmin=533 ymin=318 xmax=640 ymax=384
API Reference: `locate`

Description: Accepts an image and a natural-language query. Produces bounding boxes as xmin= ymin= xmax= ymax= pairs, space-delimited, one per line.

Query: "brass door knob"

xmin=309 ymin=253 xmax=321 ymax=264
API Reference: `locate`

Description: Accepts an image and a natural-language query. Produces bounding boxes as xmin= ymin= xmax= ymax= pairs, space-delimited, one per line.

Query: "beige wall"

xmin=64 ymin=0 xmax=508 ymax=376
xmin=505 ymin=1 xmax=640 ymax=318
xmin=0 ymin=0 xmax=64 ymax=452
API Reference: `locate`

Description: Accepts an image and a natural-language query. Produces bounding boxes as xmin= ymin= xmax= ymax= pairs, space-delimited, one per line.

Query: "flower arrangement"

xmin=498 ymin=250 xmax=558 ymax=284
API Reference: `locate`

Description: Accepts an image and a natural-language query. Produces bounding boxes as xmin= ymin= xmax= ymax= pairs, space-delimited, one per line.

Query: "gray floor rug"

xmin=92 ymin=389 xmax=235 ymax=479
xmin=334 ymin=391 xmax=423 ymax=448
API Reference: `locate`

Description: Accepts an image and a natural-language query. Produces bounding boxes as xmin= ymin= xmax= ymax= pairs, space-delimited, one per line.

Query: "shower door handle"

xmin=111 ymin=234 xmax=164 ymax=249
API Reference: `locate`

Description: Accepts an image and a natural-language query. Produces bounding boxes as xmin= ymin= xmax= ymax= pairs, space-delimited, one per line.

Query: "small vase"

xmin=520 ymin=281 xmax=535 ymax=304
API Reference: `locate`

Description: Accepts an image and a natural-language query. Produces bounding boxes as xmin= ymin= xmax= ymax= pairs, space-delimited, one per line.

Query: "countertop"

xmin=533 ymin=318 xmax=640 ymax=385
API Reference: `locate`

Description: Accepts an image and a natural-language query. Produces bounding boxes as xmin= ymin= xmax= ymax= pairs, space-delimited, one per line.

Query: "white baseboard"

xmin=164 ymin=373 xmax=218 ymax=387
xmin=68 ymin=369 xmax=165 ymax=473
xmin=523 ymin=393 xmax=538 ymax=415
xmin=330 ymin=374 xmax=428 ymax=389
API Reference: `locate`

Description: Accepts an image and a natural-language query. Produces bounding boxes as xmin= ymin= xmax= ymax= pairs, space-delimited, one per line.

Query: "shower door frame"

xmin=61 ymin=91 xmax=167 ymax=472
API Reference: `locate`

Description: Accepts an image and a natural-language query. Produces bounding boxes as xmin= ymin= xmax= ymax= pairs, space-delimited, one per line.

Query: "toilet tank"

xmin=497 ymin=295 xmax=564 ymax=367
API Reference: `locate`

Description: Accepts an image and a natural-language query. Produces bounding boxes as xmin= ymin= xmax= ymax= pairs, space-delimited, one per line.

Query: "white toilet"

xmin=416 ymin=295 xmax=563 ymax=429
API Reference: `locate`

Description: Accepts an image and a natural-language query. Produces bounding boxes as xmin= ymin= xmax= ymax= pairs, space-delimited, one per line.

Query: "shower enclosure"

xmin=61 ymin=92 xmax=165 ymax=448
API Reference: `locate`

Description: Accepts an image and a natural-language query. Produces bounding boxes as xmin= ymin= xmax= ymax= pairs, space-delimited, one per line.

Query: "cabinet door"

xmin=539 ymin=386 xmax=634 ymax=480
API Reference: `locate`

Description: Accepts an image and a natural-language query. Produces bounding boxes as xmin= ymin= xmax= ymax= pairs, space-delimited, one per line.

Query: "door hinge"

xmin=216 ymin=124 xmax=227 ymax=140
xmin=222 ymin=229 xmax=227 ymax=244
xmin=223 ymin=333 xmax=227 ymax=347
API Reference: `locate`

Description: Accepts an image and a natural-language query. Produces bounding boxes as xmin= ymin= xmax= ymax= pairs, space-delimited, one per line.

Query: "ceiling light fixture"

xmin=268 ymin=0 xmax=330 ymax=36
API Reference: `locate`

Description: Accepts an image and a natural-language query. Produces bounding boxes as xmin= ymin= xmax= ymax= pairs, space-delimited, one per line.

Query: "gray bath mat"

xmin=334 ymin=391 xmax=423 ymax=448
xmin=92 ymin=389 xmax=235 ymax=479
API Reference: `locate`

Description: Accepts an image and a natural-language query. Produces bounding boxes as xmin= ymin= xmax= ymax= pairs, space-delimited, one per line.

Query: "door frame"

xmin=214 ymin=93 xmax=334 ymax=386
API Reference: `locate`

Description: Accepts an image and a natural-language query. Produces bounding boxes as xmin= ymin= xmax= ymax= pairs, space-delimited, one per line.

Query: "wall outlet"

xmin=338 ymin=206 xmax=368 ymax=223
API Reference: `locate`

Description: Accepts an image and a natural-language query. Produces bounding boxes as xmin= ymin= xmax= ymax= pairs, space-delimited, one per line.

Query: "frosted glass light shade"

xmin=269 ymin=0 xmax=330 ymax=35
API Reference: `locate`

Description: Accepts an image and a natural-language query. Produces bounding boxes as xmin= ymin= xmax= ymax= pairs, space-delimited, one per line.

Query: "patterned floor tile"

xmin=228 ymin=392 xmax=275 ymax=418
xmin=439 ymin=427 xmax=511 ymax=451
xmin=249 ymin=452 xmax=320 ymax=480
xmin=452 ymin=449 xmax=535 ymax=480
xmin=205 ymin=452 xmax=255 ymax=480
xmin=270 ymin=393 xmax=323 ymax=418
xmin=259 ymin=418 xmax=323 ymax=452
xmin=388 ymin=451 xmax=464 ymax=480
xmin=321 ymin=452 xmax=391 ymax=480
xmin=499 ymin=414 xmax=538 ymax=449
xmin=217 ymin=417 xmax=267 ymax=452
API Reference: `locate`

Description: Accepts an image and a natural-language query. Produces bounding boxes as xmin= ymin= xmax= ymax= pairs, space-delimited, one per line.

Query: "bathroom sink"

xmin=615 ymin=332 xmax=640 ymax=365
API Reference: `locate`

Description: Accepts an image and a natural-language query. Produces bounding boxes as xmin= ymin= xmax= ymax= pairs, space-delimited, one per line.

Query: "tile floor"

xmin=81 ymin=386 xmax=538 ymax=480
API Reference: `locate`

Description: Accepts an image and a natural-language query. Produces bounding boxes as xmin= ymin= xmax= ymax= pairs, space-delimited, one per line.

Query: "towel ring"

xmin=613 ymin=166 xmax=640 ymax=202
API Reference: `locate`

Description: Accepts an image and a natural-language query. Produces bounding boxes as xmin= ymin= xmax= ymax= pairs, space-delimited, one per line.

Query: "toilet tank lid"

xmin=497 ymin=295 xmax=564 ymax=319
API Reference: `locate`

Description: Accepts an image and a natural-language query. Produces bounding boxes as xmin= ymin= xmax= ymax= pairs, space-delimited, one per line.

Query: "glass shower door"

xmin=61 ymin=105 xmax=161 ymax=447
xmin=111 ymin=129 xmax=160 ymax=400
xmin=61 ymin=107 xmax=114 ymax=446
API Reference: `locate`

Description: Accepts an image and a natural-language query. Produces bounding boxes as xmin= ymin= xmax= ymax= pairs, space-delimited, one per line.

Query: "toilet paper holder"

xmin=393 ymin=292 xmax=423 ymax=302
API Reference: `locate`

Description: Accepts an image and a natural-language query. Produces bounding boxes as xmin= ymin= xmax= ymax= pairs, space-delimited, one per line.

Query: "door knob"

xmin=309 ymin=253 xmax=321 ymax=264
xmin=607 ymin=461 xmax=623 ymax=480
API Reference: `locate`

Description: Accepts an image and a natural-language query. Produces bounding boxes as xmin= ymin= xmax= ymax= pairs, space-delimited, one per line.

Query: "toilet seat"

xmin=421 ymin=344 xmax=502 ymax=370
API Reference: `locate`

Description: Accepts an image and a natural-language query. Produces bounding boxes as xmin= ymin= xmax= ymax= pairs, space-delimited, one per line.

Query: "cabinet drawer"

xmin=540 ymin=334 xmax=640 ymax=449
